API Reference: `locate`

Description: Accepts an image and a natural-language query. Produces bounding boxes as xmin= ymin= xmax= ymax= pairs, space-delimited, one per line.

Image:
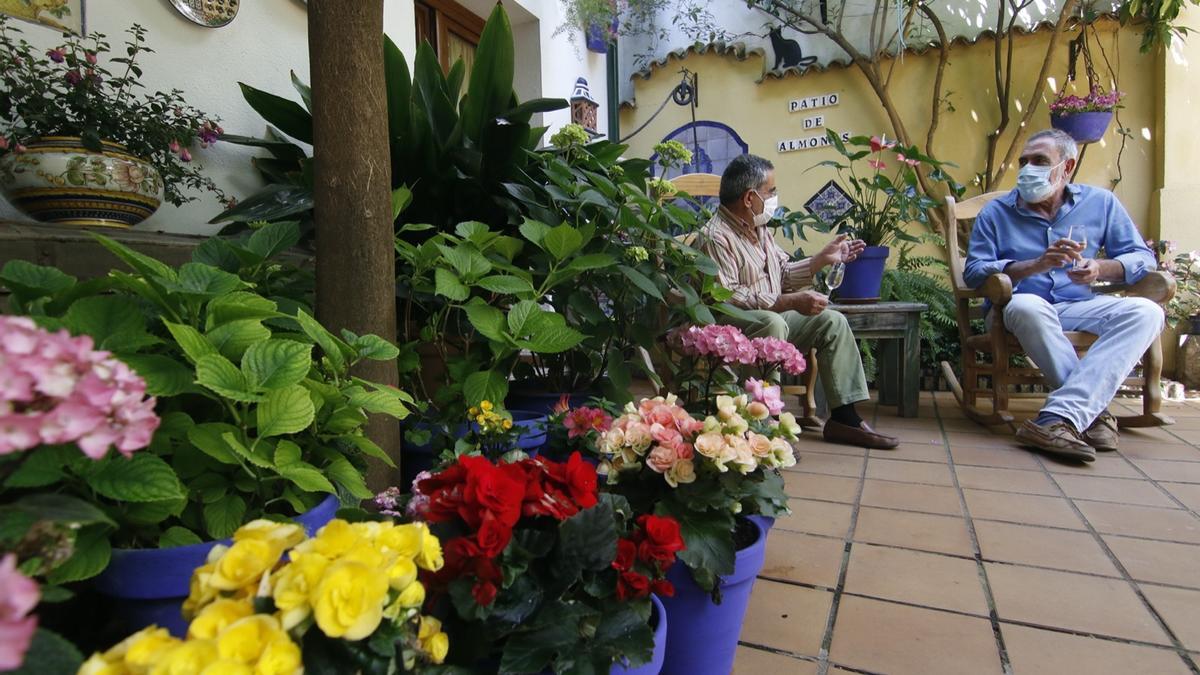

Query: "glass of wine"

xmin=1066 ymin=225 xmax=1088 ymax=270
xmin=825 ymin=261 xmax=845 ymax=292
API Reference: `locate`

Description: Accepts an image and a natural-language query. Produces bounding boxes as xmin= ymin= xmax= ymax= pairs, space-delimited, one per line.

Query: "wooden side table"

xmin=830 ymin=301 xmax=928 ymax=418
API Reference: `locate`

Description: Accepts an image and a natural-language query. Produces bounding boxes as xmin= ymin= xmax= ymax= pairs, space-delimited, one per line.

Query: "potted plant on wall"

xmin=1148 ymin=240 xmax=1200 ymax=334
xmin=0 ymin=19 xmax=227 ymax=227
xmin=1049 ymin=85 xmax=1124 ymax=144
xmin=814 ymin=130 xmax=951 ymax=303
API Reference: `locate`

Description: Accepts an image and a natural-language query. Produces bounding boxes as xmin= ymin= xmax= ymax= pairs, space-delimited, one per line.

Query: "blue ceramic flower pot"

xmin=835 ymin=245 xmax=889 ymax=303
xmin=612 ymin=594 xmax=668 ymax=675
xmin=747 ymin=514 xmax=776 ymax=536
xmin=1050 ymin=111 xmax=1113 ymax=144
xmin=585 ymin=18 xmax=619 ymax=53
xmin=658 ymin=518 xmax=767 ymax=675
xmin=91 ymin=494 xmax=339 ymax=637
xmin=400 ymin=410 xmax=548 ymax=489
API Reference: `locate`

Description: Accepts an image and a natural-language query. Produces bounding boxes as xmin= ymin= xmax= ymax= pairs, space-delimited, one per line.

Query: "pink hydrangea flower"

xmin=669 ymin=324 xmax=757 ymax=365
xmin=0 ymin=554 xmax=39 ymax=671
xmin=563 ymin=406 xmax=613 ymax=439
xmin=750 ymin=337 xmax=807 ymax=376
xmin=0 ymin=316 xmax=160 ymax=458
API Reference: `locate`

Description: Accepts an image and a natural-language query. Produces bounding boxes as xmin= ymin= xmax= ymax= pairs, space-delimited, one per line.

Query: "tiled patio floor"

xmin=734 ymin=392 xmax=1200 ymax=675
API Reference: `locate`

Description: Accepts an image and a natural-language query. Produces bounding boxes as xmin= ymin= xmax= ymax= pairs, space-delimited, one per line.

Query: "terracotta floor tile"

xmin=955 ymin=466 xmax=1059 ymax=496
xmin=843 ymin=543 xmax=989 ymax=615
xmin=829 ymin=596 xmax=1002 ymax=675
xmin=940 ymin=418 xmax=992 ymax=433
xmin=874 ymin=442 xmax=948 ymax=463
xmin=944 ymin=431 xmax=1015 ymax=449
xmin=853 ymin=506 xmax=974 ymax=556
xmin=760 ymin=530 xmax=845 ymax=589
xmin=738 ymin=580 xmax=831 ymax=657
xmin=949 ymin=444 xmax=1044 ymax=470
xmin=890 ymin=427 xmax=947 ymax=445
xmin=1001 ymin=624 xmax=1191 ymax=675
xmin=974 ymin=521 xmax=1119 ymax=576
xmin=962 ymin=489 xmax=1085 ymax=530
xmin=1161 ymin=482 xmax=1200 ymax=512
xmin=1103 ymin=535 xmax=1200 ymax=588
xmin=775 ymin=499 xmax=854 ymax=539
xmin=1075 ymin=500 xmax=1200 ymax=544
xmin=1130 ymin=459 xmax=1200 ymax=484
xmin=1122 ymin=427 xmax=1188 ymax=443
xmin=1120 ymin=442 xmax=1200 ymax=462
xmin=783 ymin=472 xmax=861 ymax=504
xmin=865 ymin=458 xmax=955 ymax=486
xmin=1053 ymin=474 xmax=1177 ymax=507
xmin=792 ymin=441 xmax=868 ymax=457
xmin=732 ymin=647 xmax=818 ymax=674
xmin=791 ymin=452 xmax=866 ymax=478
xmin=859 ymin=479 xmax=962 ymax=516
xmin=1041 ymin=454 xmax=1141 ymax=479
xmin=1141 ymin=584 xmax=1200 ymax=652
xmin=1167 ymin=417 xmax=1200 ymax=430
xmin=985 ymin=563 xmax=1169 ymax=644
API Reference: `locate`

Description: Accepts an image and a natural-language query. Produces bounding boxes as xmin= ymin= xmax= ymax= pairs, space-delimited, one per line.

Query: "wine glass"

xmin=825 ymin=261 xmax=845 ymax=292
xmin=1066 ymin=225 xmax=1088 ymax=270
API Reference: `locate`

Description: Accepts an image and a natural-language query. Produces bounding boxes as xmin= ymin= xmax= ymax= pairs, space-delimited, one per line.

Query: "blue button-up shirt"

xmin=965 ymin=184 xmax=1155 ymax=302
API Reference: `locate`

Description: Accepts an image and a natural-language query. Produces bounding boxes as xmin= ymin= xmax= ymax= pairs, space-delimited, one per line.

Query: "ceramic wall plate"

xmin=168 ymin=0 xmax=239 ymax=27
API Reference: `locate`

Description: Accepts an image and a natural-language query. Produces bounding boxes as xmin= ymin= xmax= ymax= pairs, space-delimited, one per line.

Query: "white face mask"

xmin=1016 ymin=160 xmax=1064 ymax=204
xmin=752 ymin=190 xmax=779 ymax=226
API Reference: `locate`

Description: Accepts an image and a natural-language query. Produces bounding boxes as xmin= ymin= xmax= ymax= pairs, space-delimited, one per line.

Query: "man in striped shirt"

xmin=698 ymin=154 xmax=899 ymax=449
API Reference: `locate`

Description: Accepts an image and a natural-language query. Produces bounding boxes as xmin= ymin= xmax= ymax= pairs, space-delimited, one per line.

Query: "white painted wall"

xmin=0 ymin=0 xmax=606 ymax=234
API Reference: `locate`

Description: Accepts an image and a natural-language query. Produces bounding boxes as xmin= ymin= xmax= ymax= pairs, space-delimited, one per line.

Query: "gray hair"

xmin=1026 ymin=129 xmax=1079 ymax=162
xmin=720 ymin=154 xmax=774 ymax=206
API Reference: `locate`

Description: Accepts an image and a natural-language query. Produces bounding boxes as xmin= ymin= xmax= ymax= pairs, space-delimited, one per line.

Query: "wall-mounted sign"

xmin=777 ymin=131 xmax=851 ymax=154
xmin=802 ymin=115 xmax=825 ymax=130
xmin=788 ymin=93 xmax=840 ymax=113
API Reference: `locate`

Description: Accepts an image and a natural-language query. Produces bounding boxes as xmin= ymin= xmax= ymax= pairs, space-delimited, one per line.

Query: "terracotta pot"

xmin=0 ymin=136 xmax=163 ymax=227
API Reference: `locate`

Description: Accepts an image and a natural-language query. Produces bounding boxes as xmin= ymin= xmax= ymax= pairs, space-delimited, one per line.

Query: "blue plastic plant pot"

xmin=658 ymin=517 xmax=767 ymax=675
xmin=584 ymin=18 xmax=618 ymax=53
xmin=91 ymin=494 xmax=339 ymax=637
xmin=401 ymin=411 xmax=549 ymax=489
xmin=1050 ymin=111 xmax=1113 ymax=144
xmin=612 ymin=594 xmax=668 ymax=675
xmin=747 ymin=514 xmax=776 ymax=536
xmin=835 ymin=245 xmax=890 ymax=303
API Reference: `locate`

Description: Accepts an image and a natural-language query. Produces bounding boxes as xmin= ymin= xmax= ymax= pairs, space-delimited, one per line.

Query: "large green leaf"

xmin=242 ymin=339 xmax=313 ymax=390
xmin=222 ymin=433 xmax=274 ymax=468
xmin=618 ymin=265 xmax=664 ymax=301
xmin=203 ymin=495 xmax=247 ymax=539
xmin=196 ymin=353 xmax=261 ymax=402
xmin=436 ymin=245 xmax=492 ymax=279
xmin=169 ymin=263 xmax=248 ymax=297
xmin=434 ymin=268 xmax=469 ymax=301
xmin=209 ymin=184 xmax=314 ymax=224
xmin=463 ymin=370 xmax=508 ymax=406
xmin=384 ymin=36 xmax=412 ymax=147
xmin=91 ymin=234 xmax=177 ymax=282
xmin=4 ymin=446 xmax=75 ymax=488
xmin=245 ymin=220 xmax=302 ymax=261
xmin=86 ymin=454 xmax=185 ymax=503
xmin=8 ymin=628 xmax=84 ymax=675
xmin=290 ymin=69 xmax=312 ymax=110
xmin=463 ymin=298 xmax=506 ymax=342
xmin=344 ymin=435 xmax=396 ymax=468
xmin=219 ymin=133 xmax=307 ymax=162
xmin=48 ymin=525 xmax=109 ymax=586
xmin=0 ymin=259 xmax=75 ymax=296
xmin=325 ymin=455 xmax=372 ymax=499
xmin=294 ymin=310 xmax=348 ymax=372
xmin=238 ymin=82 xmax=313 ymax=143
xmin=64 ymin=295 xmax=156 ymax=352
xmin=207 ymin=319 xmax=271 ymax=361
xmin=519 ymin=311 xmax=584 ymax=353
xmin=163 ymin=320 xmax=218 ymax=363
xmin=463 ymin=4 xmax=516 ymax=141
xmin=120 ymin=354 xmax=194 ymax=397
xmin=557 ymin=501 xmax=617 ymax=575
xmin=258 ymin=384 xmax=316 ymax=437
xmin=345 ymin=387 xmax=411 ymax=418
xmin=656 ymin=500 xmax=735 ymax=591
xmin=159 ymin=526 xmax=204 ymax=549
xmin=507 ymin=300 xmax=539 ymax=337
xmin=500 ymin=97 xmax=568 ymax=123
xmin=191 ymin=238 xmax=243 ymax=273
xmin=348 ymin=334 xmax=400 ymax=361
xmin=187 ymin=423 xmax=245 ymax=465
xmin=206 ymin=292 xmax=282 ymax=329
xmin=6 ymin=493 xmax=115 ymax=528
xmin=542 ymin=224 xmax=584 ymax=260
xmin=279 ymin=463 xmax=337 ymax=494
xmin=476 ymin=274 xmax=534 ymax=295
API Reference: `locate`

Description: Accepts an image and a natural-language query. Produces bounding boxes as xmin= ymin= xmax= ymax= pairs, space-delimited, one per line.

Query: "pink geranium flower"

xmin=868 ymin=159 xmax=887 ymax=170
xmin=0 ymin=554 xmax=39 ymax=671
xmin=563 ymin=406 xmax=613 ymax=439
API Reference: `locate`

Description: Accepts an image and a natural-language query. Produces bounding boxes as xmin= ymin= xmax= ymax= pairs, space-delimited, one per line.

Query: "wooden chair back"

xmin=943 ymin=191 xmax=1009 ymax=293
xmin=670 ymin=172 xmax=721 ymax=199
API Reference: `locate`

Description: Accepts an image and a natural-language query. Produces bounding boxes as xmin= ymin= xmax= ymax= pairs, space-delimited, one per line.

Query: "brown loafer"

xmin=1015 ymin=419 xmax=1095 ymax=462
xmin=1083 ymin=412 xmax=1119 ymax=452
xmin=823 ymin=420 xmax=899 ymax=450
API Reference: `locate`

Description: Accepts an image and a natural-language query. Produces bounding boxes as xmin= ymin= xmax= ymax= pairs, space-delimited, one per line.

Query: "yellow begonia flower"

xmin=182 ymin=563 xmax=219 ymax=619
xmin=271 ymin=551 xmax=330 ymax=630
xmin=255 ymin=635 xmax=303 ymax=675
xmin=232 ymin=520 xmax=305 ymax=553
xmin=376 ymin=523 xmax=423 ymax=560
xmin=311 ymin=560 xmax=389 ymax=640
xmin=199 ymin=660 xmax=253 ymax=675
xmin=394 ymin=580 xmax=426 ymax=609
xmin=216 ymin=615 xmax=284 ymax=664
xmin=423 ymin=631 xmax=449 ymax=665
xmin=78 ymin=654 xmax=127 ymax=675
xmin=293 ymin=519 xmax=361 ymax=559
xmin=149 ymin=638 xmax=218 ymax=675
xmin=386 ymin=556 xmax=418 ymax=591
xmin=414 ymin=525 xmax=443 ymax=571
xmin=480 ymin=400 xmax=493 ymax=411
xmin=124 ymin=627 xmax=181 ymax=671
xmin=188 ymin=598 xmax=254 ymax=641
xmin=417 ymin=615 xmax=441 ymax=641
xmin=209 ymin=539 xmax=277 ymax=592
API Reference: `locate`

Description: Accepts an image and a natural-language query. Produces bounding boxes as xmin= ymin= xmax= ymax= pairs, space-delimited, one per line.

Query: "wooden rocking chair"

xmin=939 ymin=192 xmax=1176 ymax=429
xmin=667 ymin=173 xmax=821 ymax=424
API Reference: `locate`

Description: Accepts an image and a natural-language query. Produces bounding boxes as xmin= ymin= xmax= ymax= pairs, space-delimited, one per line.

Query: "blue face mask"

xmin=1017 ymin=160 xmax=1064 ymax=204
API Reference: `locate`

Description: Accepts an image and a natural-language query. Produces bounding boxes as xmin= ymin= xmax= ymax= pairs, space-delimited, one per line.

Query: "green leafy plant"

xmin=0 ymin=223 xmax=411 ymax=570
xmin=212 ymin=4 xmax=565 ymax=232
xmin=1148 ymin=239 xmax=1200 ymax=328
xmin=0 ymin=18 xmax=226 ymax=206
xmin=1120 ymin=0 xmax=1200 ymax=52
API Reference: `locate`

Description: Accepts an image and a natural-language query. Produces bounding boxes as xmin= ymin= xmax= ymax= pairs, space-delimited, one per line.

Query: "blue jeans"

xmin=999 ymin=294 xmax=1165 ymax=431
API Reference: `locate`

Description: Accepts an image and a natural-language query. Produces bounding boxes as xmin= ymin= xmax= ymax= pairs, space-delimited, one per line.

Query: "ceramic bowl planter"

xmin=0 ymin=136 xmax=164 ymax=227
xmin=835 ymin=245 xmax=890 ymax=303
xmin=90 ymin=494 xmax=339 ymax=637
xmin=1050 ymin=111 xmax=1113 ymax=144
xmin=659 ymin=517 xmax=767 ymax=675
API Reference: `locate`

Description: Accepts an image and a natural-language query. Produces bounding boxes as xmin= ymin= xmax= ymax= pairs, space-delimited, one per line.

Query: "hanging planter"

xmin=1050 ymin=111 xmax=1114 ymax=144
xmin=585 ymin=16 xmax=619 ymax=53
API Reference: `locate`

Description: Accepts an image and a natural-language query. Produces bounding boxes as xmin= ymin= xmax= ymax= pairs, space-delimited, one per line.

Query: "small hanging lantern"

xmin=570 ymin=77 xmax=600 ymax=135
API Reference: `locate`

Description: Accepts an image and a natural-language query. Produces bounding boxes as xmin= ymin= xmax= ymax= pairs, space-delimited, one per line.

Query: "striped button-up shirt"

xmin=697 ymin=206 xmax=813 ymax=310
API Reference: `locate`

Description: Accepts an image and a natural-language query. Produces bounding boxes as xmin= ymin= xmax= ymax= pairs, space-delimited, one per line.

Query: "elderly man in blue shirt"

xmin=966 ymin=128 xmax=1162 ymax=462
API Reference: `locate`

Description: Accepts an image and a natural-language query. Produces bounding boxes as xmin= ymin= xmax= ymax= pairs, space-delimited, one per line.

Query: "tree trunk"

xmin=308 ymin=1 xmax=400 ymax=489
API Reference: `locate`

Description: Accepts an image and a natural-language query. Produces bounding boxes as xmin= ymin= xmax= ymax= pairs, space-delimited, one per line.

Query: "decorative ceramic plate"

xmin=168 ymin=0 xmax=239 ymax=27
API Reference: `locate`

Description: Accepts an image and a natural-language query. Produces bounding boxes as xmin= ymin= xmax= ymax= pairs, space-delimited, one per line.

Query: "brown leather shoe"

xmin=823 ymin=420 xmax=899 ymax=449
xmin=1083 ymin=412 xmax=1119 ymax=452
xmin=1015 ymin=419 xmax=1095 ymax=462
